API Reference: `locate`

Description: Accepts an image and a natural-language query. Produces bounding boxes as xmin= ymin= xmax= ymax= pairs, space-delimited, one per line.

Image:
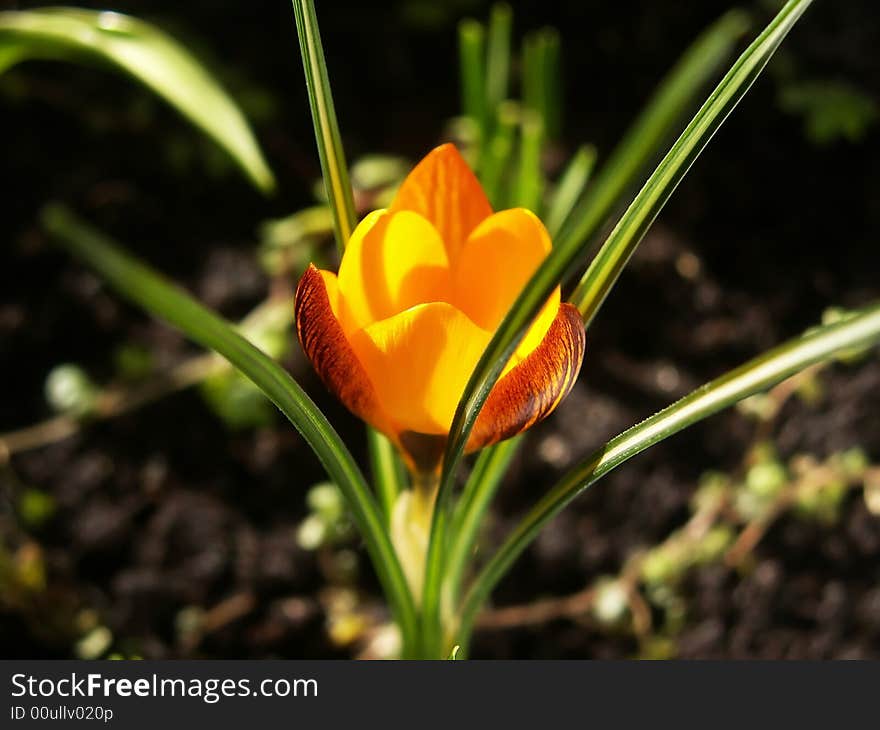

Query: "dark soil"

xmin=1 ymin=0 xmax=879 ymax=658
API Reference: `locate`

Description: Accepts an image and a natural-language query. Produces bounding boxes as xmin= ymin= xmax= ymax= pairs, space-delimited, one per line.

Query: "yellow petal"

xmin=468 ymin=302 xmax=586 ymax=452
xmin=514 ymin=290 xmax=562 ymax=364
xmin=318 ymin=267 xmax=341 ymax=316
xmin=452 ymin=208 xmax=550 ymax=329
xmin=348 ymin=302 xmax=492 ymax=437
xmin=452 ymin=207 xmax=560 ymax=363
xmin=337 ymin=210 xmax=451 ymax=334
xmin=390 ymin=143 xmax=493 ymax=261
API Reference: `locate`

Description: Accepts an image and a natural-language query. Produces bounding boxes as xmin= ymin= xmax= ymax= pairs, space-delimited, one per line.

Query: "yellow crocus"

xmin=295 ymin=143 xmax=585 ymax=474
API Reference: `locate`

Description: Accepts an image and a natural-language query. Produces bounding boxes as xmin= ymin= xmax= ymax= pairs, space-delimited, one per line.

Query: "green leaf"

xmin=291 ymin=0 xmax=409 ymax=524
xmin=485 ymin=3 xmax=512 ymax=119
xmin=553 ymin=8 xmax=751 ymax=256
xmin=569 ymin=2 xmax=807 ymax=323
xmin=41 ymin=205 xmax=418 ymax=655
xmin=368 ymin=429 xmax=408 ymax=524
xmin=480 ymin=100 xmax=518 ymax=208
xmin=0 ymin=7 xmax=275 ymax=193
xmin=421 ymin=0 xmax=812 ymax=658
xmin=458 ymin=18 xmax=487 ymax=144
xmin=545 ymin=144 xmax=597 ymax=237
xmin=539 ymin=28 xmax=562 ymax=140
xmin=446 ymin=435 xmax=521 ymax=607
xmin=778 ymin=79 xmax=879 ymax=145
xmin=522 ymin=28 xmax=561 ymax=140
xmin=457 ymin=302 xmax=880 ymax=652
xmin=513 ymin=110 xmax=544 ymax=213
xmin=200 ymin=369 xmax=277 ymax=431
xmin=291 ymin=0 xmax=357 ymax=256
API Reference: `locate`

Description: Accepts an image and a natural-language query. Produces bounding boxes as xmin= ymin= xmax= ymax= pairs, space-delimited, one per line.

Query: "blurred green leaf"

xmin=778 ymin=79 xmax=878 ymax=145
xmin=299 ymin=481 xmax=354 ymax=549
xmin=546 ymin=144 xmax=597 ymax=237
xmin=485 ymin=3 xmax=512 ymax=121
xmin=480 ymin=100 xmax=518 ymax=207
xmin=368 ymin=430 xmax=408 ymax=525
xmin=522 ymin=27 xmax=561 ymax=140
xmin=113 ymin=344 xmax=155 ymax=382
xmin=350 ymin=154 xmax=409 ymax=192
xmin=200 ymin=369 xmax=276 ymax=430
xmin=0 ymin=7 xmax=275 ymax=192
xmin=458 ymin=18 xmax=487 ymax=143
xmin=446 ymin=434 xmax=521 ymax=606
xmin=513 ymin=110 xmax=544 ymax=212
xmin=258 ymin=205 xmax=331 ymax=275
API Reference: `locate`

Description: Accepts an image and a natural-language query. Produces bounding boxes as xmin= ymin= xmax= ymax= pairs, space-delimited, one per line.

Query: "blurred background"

xmin=1 ymin=0 xmax=879 ymax=659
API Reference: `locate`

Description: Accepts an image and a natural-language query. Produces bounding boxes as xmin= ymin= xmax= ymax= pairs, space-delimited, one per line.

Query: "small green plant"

xmin=779 ymin=79 xmax=878 ymax=145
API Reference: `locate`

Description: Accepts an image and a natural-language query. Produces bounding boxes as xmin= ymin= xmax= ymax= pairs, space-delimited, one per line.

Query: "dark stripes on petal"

xmin=295 ymin=264 xmax=388 ymax=432
xmin=467 ymin=302 xmax=585 ymax=452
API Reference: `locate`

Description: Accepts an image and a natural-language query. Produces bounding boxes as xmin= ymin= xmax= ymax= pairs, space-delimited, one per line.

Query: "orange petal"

xmin=467 ymin=302 xmax=585 ymax=452
xmin=390 ymin=143 xmax=492 ymax=261
xmin=347 ymin=302 xmax=492 ymax=438
xmin=452 ymin=207 xmax=558 ymax=362
xmin=337 ymin=209 xmax=451 ymax=334
xmin=294 ymin=265 xmax=394 ymax=437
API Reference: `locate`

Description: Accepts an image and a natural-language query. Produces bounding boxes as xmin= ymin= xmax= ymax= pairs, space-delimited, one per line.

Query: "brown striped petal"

xmin=294 ymin=264 xmax=393 ymax=437
xmin=467 ymin=302 xmax=585 ymax=452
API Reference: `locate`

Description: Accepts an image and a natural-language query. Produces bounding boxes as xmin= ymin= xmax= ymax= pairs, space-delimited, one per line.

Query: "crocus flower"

xmin=295 ymin=144 xmax=585 ymax=473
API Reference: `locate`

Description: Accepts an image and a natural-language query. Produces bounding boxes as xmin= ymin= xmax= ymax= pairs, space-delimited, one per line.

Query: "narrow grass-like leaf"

xmin=458 ymin=301 xmax=880 ymax=652
xmin=0 ymin=7 xmax=275 ymax=192
xmin=421 ymin=0 xmax=812 ymax=658
xmin=368 ymin=429 xmax=408 ymax=524
xmin=291 ymin=0 xmax=357 ymax=256
xmin=553 ymin=8 xmax=751 ymax=255
xmin=446 ymin=435 xmax=521 ymax=606
xmin=481 ymin=100 xmax=518 ymax=208
xmin=458 ymin=19 xmax=487 ymax=143
xmin=41 ymin=205 xmax=418 ymax=655
xmin=539 ymin=29 xmax=562 ymax=140
xmin=522 ymin=32 xmax=541 ymax=120
xmin=513 ymin=110 xmax=544 ymax=212
xmin=485 ymin=3 xmax=512 ymax=119
xmin=545 ymin=144 xmax=597 ymax=237
xmin=523 ymin=29 xmax=561 ymax=140
xmin=291 ymin=0 xmax=409 ymax=514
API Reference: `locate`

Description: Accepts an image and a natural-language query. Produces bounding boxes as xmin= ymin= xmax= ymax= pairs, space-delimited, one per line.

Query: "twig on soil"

xmin=476 ymin=487 xmax=726 ymax=633
xmin=725 ymin=463 xmax=878 ymax=566
xmin=476 ymin=586 xmax=597 ymax=629
xmin=0 ymin=297 xmax=294 ymax=463
xmin=201 ymin=592 xmax=257 ymax=634
xmin=0 ymin=354 xmax=222 ymax=463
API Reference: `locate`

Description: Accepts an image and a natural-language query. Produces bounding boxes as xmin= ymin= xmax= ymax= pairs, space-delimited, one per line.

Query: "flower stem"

xmin=390 ymin=470 xmax=438 ymax=605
